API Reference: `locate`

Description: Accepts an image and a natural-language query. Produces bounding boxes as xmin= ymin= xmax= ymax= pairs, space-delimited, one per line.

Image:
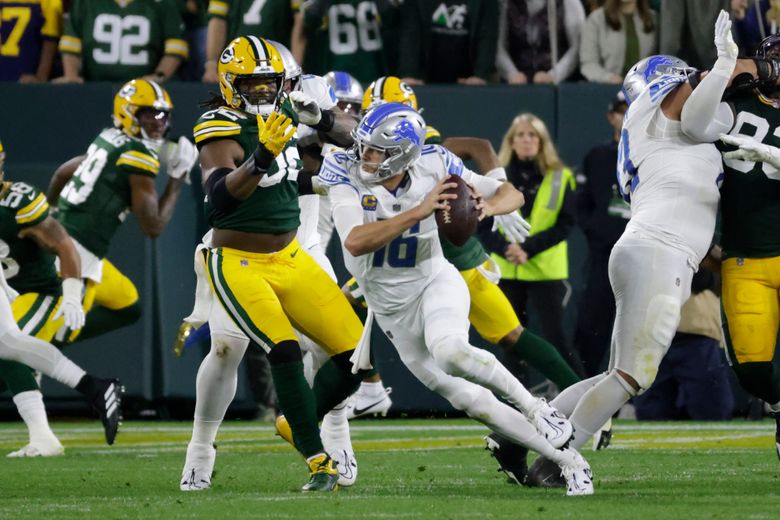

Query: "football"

xmin=435 ymin=175 xmax=479 ymax=246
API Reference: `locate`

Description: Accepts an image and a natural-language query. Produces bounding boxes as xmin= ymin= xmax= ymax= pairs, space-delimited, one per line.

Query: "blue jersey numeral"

xmin=372 ymin=222 xmax=420 ymax=268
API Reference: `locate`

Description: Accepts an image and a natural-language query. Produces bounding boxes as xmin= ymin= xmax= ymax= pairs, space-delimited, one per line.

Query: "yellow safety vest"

xmin=491 ymin=168 xmax=575 ymax=281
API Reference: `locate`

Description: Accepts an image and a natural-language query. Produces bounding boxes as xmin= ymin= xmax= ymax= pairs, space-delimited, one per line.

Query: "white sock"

xmin=359 ymin=381 xmax=384 ymax=395
xmin=768 ymin=401 xmax=780 ymax=414
xmin=321 ymin=400 xmax=352 ymax=453
xmin=550 ymin=373 xmax=607 ymax=416
xmin=567 ymin=371 xmax=633 ymax=450
xmin=13 ymin=390 xmax=59 ymax=446
xmin=190 ymin=334 xmax=247 ymax=447
xmin=50 ymin=357 xmax=87 ymax=389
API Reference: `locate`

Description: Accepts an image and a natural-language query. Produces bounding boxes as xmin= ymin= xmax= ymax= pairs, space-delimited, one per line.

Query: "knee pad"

xmin=267 ymin=340 xmax=303 ymax=365
xmin=430 ymin=335 xmax=496 ymax=380
xmin=626 ymin=295 xmax=681 ymax=391
xmin=447 ymin=384 xmax=492 ymax=415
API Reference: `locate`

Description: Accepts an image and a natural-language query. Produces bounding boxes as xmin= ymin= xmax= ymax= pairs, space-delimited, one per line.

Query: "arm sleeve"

xmin=58 ymin=0 xmax=82 ymax=55
xmin=495 ymin=0 xmax=520 ymax=81
xmin=207 ymin=0 xmax=230 ymax=20
xmin=162 ymin=0 xmax=189 ymax=59
xmin=680 ymin=68 xmax=736 ymax=142
xmin=522 ymin=180 xmax=576 ymax=258
xmin=462 ymin=169 xmax=502 ymax=199
xmin=550 ymin=0 xmax=585 ymax=83
xmin=329 ymin=184 xmax=364 ymax=248
xmin=472 ymin=0 xmax=498 ymax=80
xmin=579 ymin=11 xmax=613 ymax=82
xmin=15 ymin=188 xmax=50 ymax=228
xmin=115 ymin=149 xmax=160 ymax=178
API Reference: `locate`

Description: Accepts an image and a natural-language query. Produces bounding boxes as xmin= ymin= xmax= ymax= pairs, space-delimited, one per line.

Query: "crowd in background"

xmin=0 ymin=0 xmax=774 ymax=85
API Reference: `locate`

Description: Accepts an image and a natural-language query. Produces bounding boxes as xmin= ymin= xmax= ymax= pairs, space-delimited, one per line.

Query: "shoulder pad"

xmin=319 ymin=152 xmax=357 ymax=190
xmin=11 ymin=183 xmax=49 ymax=225
xmin=422 ymin=144 xmax=463 ymax=177
xmin=116 ymin=142 xmax=160 ymax=176
xmin=424 ymin=125 xmax=442 ymax=144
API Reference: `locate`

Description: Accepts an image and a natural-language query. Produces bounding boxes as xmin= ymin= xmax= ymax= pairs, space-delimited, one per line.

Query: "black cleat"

xmin=90 ymin=378 xmax=123 ymax=445
xmin=526 ymin=455 xmax=566 ymax=488
xmin=484 ymin=433 xmax=529 ymax=486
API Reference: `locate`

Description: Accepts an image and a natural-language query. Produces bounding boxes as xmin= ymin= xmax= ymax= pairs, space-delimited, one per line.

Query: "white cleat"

xmin=529 ymin=398 xmax=573 ymax=449
xmin=7 ymin=440 xmax=64 ymax=458
xmin=180 ymin=443 xmax=216 ymax=491
xmin=346 ymin=386 xmax=393 ymax=419
xmin=558 ymin=448 xmax=594 ymax=496
xmin=330 ymin=448 xmax=358 ymax=487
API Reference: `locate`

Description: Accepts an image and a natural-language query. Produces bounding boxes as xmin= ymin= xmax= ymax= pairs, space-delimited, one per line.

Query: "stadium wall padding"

xmin=0 ymin=82 xmax=620 ymax=414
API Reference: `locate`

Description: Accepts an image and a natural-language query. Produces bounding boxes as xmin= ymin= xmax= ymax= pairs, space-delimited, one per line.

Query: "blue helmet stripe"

xmin=334 ymin=71 xmax=350 ymax=94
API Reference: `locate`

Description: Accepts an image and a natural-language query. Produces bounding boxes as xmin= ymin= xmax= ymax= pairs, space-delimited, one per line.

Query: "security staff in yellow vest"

xmin=480 ymin=112 xmax=585 ymax=377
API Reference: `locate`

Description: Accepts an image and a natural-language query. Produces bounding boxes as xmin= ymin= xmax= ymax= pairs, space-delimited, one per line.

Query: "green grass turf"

xmin=1 ymin=419 xmax=779 ymax=519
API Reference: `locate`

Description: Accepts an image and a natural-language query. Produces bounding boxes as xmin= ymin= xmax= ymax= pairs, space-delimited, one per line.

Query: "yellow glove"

xmin=257 ymin=111 xmax=296 ymax=157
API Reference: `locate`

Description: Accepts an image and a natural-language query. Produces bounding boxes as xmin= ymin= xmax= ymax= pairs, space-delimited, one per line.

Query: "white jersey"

xmin=617 ymin=77 xmax=722 ymax=264
xmin=324 ymin=145 xmax=501 ymax=313
xmin=296 ymin=74 xmax=338 ymax=250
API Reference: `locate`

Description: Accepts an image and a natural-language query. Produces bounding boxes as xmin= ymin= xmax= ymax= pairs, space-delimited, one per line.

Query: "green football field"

xmin=2 ymin=418 xmax=779 ymax=519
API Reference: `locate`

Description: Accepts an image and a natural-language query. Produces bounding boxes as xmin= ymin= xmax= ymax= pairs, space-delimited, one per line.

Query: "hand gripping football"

xmin=435 ymin=175 xmax=479 ymax=246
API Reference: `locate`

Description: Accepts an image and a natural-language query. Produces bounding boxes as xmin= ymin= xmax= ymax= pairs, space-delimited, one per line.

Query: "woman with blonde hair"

xmin=481 ymin=113 xmax=585 ymax=377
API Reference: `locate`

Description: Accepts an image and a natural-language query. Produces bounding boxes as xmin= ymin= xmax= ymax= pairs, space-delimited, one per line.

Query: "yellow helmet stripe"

xmin=16 ymin=194 xmax=49 ymax=224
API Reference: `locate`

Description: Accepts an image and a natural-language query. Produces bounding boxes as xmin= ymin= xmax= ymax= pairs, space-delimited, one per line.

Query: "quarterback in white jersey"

xmin=526 ymin=11 xmax=739 ymax=486
xmin=323 ymin=102 xmax=594 ymax=496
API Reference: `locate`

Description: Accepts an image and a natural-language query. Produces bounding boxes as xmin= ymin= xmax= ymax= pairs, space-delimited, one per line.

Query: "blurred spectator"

xmin=659 ymin=0 xmax=736 ymax=69
xmin=202 ymin=0 xmax=299 ymax=83
xmin=480 ymin=113 xmax=586 ymax=376
xmin=398 ymin=0 xmax=497 ymax=85
xmin=179 ymin=0 xmax=207 ymax=81
xmin=579 ymin=0 xmax=656 ymax=84
xmin=0 ymin=0 xmax=63 ymax=82
xmin=733 ymin=0 xmax=779 ymax=55
xmin=56 ymin=0 xmax=188 ymax=83
xmin=634 ymin=265 xmax=735 ymax=420
xmin=496 ymin=0 xmax=586 ymax=85
xmin=573 ymin=92 xmax=630 ymax=376
xmin=294 ymin=0 xmax=394 ymax=85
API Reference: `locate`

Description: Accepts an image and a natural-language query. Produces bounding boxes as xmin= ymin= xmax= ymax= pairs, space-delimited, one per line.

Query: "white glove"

xmin=714 ymin=10 xmax=738 ymax=61
xmin=720 ymin=133 xmax=780 ymax=167
xmin=53 ymin=278 xmax=85 ymax=330
xmin=289 ymin=90 xmax=322 ymax=126
xmin=164 ymin=136 xmax=198 ymax=184
xmin=492 ymin=212 xmax=532 ymax=244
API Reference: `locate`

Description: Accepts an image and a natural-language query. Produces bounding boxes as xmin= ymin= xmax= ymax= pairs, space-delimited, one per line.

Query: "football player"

xmin=526 ymin=11 xmax=743 ymax=486
xmin=321 ymin=103 xmax=594 ymax=496
xmin=0 ymin=139 xmax=123 ymax=451
xmin=47 ymin=79 xmax=197 ymax=345
xmin=343 ymin=77 xmax=582 ymax=451
xmin=179 ymin=36 xmax=370 ymax=493
xmin=714 ymin=34 xmax=780 ymax=460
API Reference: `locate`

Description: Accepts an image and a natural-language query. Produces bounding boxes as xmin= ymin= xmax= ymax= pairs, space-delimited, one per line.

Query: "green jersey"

xmin=59 ymin=0 xmax=188 ymax=81
xmin=207 ymin=0 xmax=299 ymax=47
xmin=193 ymin=106 xmax=302 ymax=234
xmin=58 ymin=127 xmax=160 ymax=258
xmin=717 ymin=94 xmax=780 ymax=258
xmin=302 ymin=0 xmax=385 ymax=84
xmin=0 ymin=181 xmax=60 ymax=295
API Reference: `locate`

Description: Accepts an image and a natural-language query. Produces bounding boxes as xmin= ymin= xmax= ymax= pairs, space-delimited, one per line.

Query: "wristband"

xmin=314 ymin=109 xmax=335 ymax=132
xmin=253 ymin=145 xmax=275 ymax=173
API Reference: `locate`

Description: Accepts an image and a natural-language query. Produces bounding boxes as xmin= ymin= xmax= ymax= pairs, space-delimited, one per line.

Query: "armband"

xmin=205 ymin=167 xmax=241 ymax=213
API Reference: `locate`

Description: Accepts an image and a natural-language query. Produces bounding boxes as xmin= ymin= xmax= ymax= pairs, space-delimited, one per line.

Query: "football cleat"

xmin=329 ymin=448 xmax=358 ymax=487
xmin=346 ymin=386 xmax=393 ymax=419
xmin=89 ymin=378 xmax=123 ymax=445
xmin=526 ymin=455 xmax=566 ymax=488
xmin=557 ymin=448 xmax=594 ymax=496
xmin=302 ymin=453 xmax=339 ymax=492
xmin=528 ymin=398 xmax=573 ymax=449
xmin=484 ymin=433 xmax=529 ymax=486
xmin=7 ymin=440 xmax=64 ymax=458
xmin=180 ymin=443 xmax=217 ymax=491
xmin=592 ymin=418 xmax=613 ymax=451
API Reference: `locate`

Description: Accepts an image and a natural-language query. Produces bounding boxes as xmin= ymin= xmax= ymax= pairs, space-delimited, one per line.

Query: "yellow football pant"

xmin=722 ymin=256 xmax=780 ymax=363
xmin=205 ymin=239 xmax=362 ymax=354
xmin=83 ymin=259 xmax=139 ymax=312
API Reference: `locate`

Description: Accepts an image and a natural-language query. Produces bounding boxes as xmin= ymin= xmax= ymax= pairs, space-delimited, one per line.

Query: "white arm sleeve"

xmin=328 ymin=184 xmax=364 ymax=248
xmin=462 ymin=169 xmax=503 ymax=199
xmin=680 ymin=65 xmax=735 ymax=142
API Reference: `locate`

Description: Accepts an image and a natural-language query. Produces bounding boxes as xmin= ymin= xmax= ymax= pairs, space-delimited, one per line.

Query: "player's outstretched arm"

xmin=441 ymin=137 xmax=502 ymax=176
xmin=474 ymin=182 xmax=525 ymax=221
xmin=47 ymin=154 xmax=85 ymax=205
xmin=339 ymin=177 xmax=457 ymax=257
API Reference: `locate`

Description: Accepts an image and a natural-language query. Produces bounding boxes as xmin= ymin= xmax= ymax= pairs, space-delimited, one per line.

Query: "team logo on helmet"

xmin=119 ymin=84 xmax=136 ymax=98
xmin=393 ymin=119 xmax=422 ymax=146
xmin=220 ymin=46 xmax=234 ymax=64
